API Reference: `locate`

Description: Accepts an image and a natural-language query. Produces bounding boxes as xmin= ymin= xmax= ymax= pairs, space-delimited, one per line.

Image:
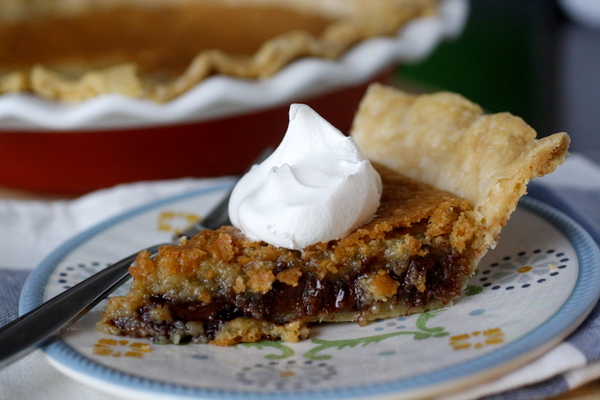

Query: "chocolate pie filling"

xmin=108 ymin=247 xmax=470 ymax=343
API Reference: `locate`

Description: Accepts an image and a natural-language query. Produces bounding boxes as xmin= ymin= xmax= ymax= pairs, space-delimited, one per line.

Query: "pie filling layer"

xmin=110 ymin=245 xmax=469 ymax=344
xmin=97 ymin=163 xmax=477 ymax=345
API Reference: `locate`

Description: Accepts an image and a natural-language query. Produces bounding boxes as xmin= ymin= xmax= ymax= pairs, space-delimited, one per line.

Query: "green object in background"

xmin=398 ymin=0 xmax=560 ymax=137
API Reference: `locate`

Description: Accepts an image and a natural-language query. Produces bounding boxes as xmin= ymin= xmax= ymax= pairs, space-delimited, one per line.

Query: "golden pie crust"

xmin=96 ymin=84 xmax=569 ymax=346
xmin=352 ymin=83 xmax=570 ymax=264
xmin=0 ymin=0 xmax=437 ymax=102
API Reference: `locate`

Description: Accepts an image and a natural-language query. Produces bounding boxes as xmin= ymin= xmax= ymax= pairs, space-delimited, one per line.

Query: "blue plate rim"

xmin=19 ymin=190 xmax=600 ymax=400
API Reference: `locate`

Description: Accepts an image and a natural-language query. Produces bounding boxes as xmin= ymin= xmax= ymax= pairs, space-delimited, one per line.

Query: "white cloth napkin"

xmin=1 ymin=154 xmax=599 ymax=400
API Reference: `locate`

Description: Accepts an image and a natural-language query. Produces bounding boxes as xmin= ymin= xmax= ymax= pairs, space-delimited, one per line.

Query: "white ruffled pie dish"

xmin=0 ymin=0 xmax=467 ymax=130
xmin=0 ymin=0 xmax=467 ymax=194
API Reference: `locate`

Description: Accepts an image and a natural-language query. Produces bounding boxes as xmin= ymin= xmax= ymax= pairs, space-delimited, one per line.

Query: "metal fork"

xmin=0 ymin=148 xmax=272 ymax=369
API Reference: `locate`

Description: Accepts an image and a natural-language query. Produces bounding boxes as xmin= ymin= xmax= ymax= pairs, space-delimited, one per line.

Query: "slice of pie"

xmin=97 ymin=84 xmax=569 ymax=346
xmin=0 ymin=0 xmax=437 ymax=102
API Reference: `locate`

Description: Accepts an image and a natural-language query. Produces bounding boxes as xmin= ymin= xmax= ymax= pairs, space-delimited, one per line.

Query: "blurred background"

xmin=1 ymin=0 xmax=598 ymax=197
xmin=397 ymin=0 xmax=600 ymax=162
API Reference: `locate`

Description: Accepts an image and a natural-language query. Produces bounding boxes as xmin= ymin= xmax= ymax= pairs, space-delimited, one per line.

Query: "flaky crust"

xmin=0 ymin=0 xmax=436 ymax=102
xmin=351 ymin=83 xmax=570 ymax=262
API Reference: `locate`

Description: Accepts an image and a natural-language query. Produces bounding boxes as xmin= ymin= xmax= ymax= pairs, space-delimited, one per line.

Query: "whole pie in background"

xmin=0 ymin=0 xmax=438 ymax=102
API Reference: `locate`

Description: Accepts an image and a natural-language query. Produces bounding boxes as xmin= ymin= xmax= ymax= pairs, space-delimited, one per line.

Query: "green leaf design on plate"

xmin=304 ymin=309 xmax=449 ymax=360
xmin=239 ymin=341 xmax=295 ymax=360
xmin=464 ymin=285 xmax=483 ymax=296
xmin=239 ymin=309 xmax=449 ymax=361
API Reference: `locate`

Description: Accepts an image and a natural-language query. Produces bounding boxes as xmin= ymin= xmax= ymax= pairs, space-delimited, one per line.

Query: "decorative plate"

xmin=20 ymin=184 xmax=600 ymax=400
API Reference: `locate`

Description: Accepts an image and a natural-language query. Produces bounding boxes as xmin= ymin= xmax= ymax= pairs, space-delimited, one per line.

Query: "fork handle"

xmin=0 ymin=243 xmax=165 ymax=369
xmin=0 ymin=147 xmax=276 ymax=369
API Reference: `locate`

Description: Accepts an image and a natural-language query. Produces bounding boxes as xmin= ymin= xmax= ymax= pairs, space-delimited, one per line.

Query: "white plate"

xmin=20 ymin=185 xmax=600 ymax=400
xmin=0 ymin=0 xmax=468 ymax=131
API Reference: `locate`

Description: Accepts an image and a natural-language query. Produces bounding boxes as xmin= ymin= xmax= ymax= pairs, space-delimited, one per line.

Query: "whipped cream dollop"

xmin=228 ymin=104 xmax=382 ymax=250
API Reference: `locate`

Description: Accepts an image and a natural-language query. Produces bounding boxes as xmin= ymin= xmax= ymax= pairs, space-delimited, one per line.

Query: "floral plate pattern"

xmin=20 ymin=184 xmax=600 ymax=400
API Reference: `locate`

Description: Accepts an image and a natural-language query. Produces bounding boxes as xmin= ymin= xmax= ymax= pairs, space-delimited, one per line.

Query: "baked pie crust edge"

xmin=0 ymin=0 xmax=437 ymax=102
xmin=352 ymin=83 xmax=570 ymax=266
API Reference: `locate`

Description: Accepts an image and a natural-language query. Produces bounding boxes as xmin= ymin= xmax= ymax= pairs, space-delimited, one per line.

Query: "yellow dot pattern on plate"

xmin=517 ymin=266 xmax=533 ymax=273
xmin=449 ymin=328 xmax=505 ymax=350
xmin=157 ymin=211 xmax=200 ymax=234
xmin=93 ymin=338 xmax=152 ymax=358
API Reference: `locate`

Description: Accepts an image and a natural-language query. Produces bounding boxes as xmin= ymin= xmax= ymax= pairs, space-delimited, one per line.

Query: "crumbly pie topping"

xmin=0 ymin=0 xmax=437 ymax=102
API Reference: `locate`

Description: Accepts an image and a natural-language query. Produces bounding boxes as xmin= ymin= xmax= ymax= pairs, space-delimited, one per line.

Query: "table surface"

xmin=1 ymin=184 xmax=597 ymax=399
